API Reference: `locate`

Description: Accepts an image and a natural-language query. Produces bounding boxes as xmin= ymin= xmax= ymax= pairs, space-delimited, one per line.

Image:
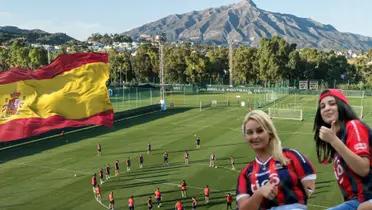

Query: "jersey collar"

xmin=255 ymin=156 xmax=273 ymax=166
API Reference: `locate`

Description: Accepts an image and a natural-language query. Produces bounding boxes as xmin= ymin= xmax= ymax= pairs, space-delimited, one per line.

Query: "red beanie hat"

xmin=319 ymin=89 xmax=349 ymax=105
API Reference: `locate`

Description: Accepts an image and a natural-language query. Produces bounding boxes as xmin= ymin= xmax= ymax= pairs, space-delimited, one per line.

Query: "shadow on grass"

xmin=113 ymin=186 xmax=237 ymax=210
xmin=0 ymin=107 xmax=192 ymax=164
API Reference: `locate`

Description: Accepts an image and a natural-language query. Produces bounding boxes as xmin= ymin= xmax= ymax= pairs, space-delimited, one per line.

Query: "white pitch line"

xmin=94 ymin=162 xmax=330 ymax=209
xmin=0 ymin=110 xmax=160 ymax=151
xmin=307 ymin=203 xmax=330 ymax=209
xmin=3 ymin=159 xmax=330 ymax=210
xmin=1 ymin=152 xmax=331 ymax=209
xmin=134 ymin=177 xmax=204 ymax=190
xmin=3 ymin=161 xmax=92 ymax=175
xmin=94 ymin=197 xmax=110 ymax=210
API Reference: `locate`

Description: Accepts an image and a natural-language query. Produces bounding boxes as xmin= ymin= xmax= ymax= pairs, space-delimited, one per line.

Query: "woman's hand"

xmin=301 ymin=179 xmax=316 ymax=198
xmin=258 ymin=182 xmax=278 ymax=200
xmin=320 ymin=121 xmax=370 ymax=177
xmin=319 ymin=121 xmax=338 ymax=144
xmin=238 ymin=181 xmax=278 ymax=210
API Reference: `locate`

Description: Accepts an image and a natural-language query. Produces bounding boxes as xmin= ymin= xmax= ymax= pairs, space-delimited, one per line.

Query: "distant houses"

xmin=5 ymin=33 xmax=368 ymax=60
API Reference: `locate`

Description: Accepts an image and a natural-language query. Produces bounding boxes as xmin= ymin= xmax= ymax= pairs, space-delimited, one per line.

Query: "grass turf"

xmin=1 ymin=94 xmax=371 ymax=210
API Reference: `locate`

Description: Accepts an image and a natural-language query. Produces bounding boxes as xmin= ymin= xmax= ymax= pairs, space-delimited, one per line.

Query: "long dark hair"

xmin=313 ymin=90 xmax=359 ymax=163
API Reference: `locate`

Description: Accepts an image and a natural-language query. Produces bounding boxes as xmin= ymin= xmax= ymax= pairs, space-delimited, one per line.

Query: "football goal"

xmin=268 ymin=108 xmax=304 ymax=121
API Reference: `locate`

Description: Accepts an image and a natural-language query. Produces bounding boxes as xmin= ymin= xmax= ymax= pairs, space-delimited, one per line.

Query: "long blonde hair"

xmin=242 ymin=110 xmax=288 ymax=165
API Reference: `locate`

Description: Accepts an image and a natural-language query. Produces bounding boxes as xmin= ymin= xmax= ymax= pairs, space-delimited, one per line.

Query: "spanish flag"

xmin=0 ymin=53 xmax=113 ymax=142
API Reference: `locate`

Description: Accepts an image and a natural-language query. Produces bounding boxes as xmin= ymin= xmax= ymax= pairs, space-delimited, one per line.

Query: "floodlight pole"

xmin=228 ymin=39 xmax=234 ymax=87
xmin=47 ymin=48 xmax=51 ymax=64
xmin=159 ymin=43 xmax=165 ymax=101
xmin=156 ymin=34 xmax=166 ymax=109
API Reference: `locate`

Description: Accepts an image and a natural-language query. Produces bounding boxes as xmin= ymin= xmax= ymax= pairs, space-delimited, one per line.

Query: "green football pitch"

xmin=0 ymin=94 xmax=371 ymax=210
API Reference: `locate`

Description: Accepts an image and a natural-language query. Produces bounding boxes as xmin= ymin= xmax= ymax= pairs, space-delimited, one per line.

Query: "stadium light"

xmin=228 ymin=38 xmax=238 ymax=87
xmin=156 ymin=33 xmax=166 ymax=110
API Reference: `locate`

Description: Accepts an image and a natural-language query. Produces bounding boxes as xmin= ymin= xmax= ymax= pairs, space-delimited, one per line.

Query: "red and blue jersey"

xmin=236 ymin=148 xmax=316 ymax=209
xmin=334 ymin=119 xmax=372 ymax=202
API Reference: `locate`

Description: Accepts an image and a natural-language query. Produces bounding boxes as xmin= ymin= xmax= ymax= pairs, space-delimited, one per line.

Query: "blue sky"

xmin=0 ymin=0 xmax=371 ymax=41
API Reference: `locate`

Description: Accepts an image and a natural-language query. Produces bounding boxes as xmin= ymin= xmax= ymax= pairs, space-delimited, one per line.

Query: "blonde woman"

xmin=236 ymin=110 xmax=316 ymax=210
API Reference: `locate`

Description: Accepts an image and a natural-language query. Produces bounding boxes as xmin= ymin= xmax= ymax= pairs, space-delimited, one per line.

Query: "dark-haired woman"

xmin=313 ymin=89 xmax=372 ymax=210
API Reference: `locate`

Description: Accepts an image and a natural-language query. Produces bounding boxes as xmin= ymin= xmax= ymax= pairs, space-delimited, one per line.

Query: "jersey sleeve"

xmin=345 ymin=120 xmax=370 ymax=157
xmin=285 ymin=149 xmax=317 ymax=181
xmin=236 ymin=164 xmax=252 ymax=201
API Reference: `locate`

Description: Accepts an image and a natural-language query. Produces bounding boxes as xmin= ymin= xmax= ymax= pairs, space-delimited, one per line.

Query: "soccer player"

xmin=147 ymin=143 xmax=152 ymax=154
xmin=95 ymin=184 xmax=102 ymax=202
xmin=204 ymin=185 xmax=210 ymax=204
xmin=99 ymin=168 xmax=104 ymax=184
xmin=91 ymin=174 xmax=97 ymax=193
xmin=226 ymin=193 xmax=233 ymax=210
xmin=105 ymin=164 xmax=111 ymax=180
xmin=163 ymin=151 xmax=169 ymax=166
xmin=191 ymin=197 xmax=198 ymax=210
xmin=147 ymin=196 xmax=153 ymax=210
xmin=154 ymin=187 xmax=162 ymax=208
xmin=237 ymin=110 xmax=316 ymax=210
xmin=209 ymin=153 xmax=216 ymax=168
xmin=139 ymin=154 xmax=144 ymax=168
xmin=175 ymin=200 xmax=184 ymax=210
xmin=184 ymin=150 xmax=190 ymax=165
xmin=230 ymin=156 xmax=236 ymax=170
xmin=114 ymin=160 xmax=120 ymax=176
xmin=128 ymin=195 xmax=135 ymax=210
xmin=180 ymin=180 xmax=187 ymax=198
xmin=126 ymin=157 xmax=131 ymax=172
xmin=97 ymin=143 xmax=102 ymax=156
xmin=195 ymin=135 xmax=201 ymax=149
xmin=314 ymin=89 xmax=372 ymax=209
xmin=108 ymin=191 xmax=114 ymax=210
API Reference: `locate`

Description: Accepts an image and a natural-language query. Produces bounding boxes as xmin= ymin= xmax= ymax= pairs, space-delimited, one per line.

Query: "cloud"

xmin=0 ymin=11 xmax=12 ymax=18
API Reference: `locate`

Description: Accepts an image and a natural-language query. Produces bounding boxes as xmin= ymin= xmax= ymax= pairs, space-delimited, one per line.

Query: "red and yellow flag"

xmin=0 ymin=52 xmax=113 ymax=142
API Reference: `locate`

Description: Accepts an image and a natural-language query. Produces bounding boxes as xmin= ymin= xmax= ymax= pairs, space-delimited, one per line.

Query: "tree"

xmin=28 ymin=47 xmax=48 ymax=69
xmin=132 ymin=43 xmax=159 ymax=83
xmin=112 ymin=34 xmax=133 ymax=43
xmin=185 ymin=49 xmax=208 ymax=84
xmin=206 ymin=46 xmax=228 ymax=85
xmin=88 ymin=33 xmax=132 ymax=44
xmin=87 ymin=33 xmax=103 ymax=43
xmin=298 ymin=48 xmax=320 ymax=80
xmin=121 ymin=51 xmax=135 ymax=83
xmin=101 ymin=34 xmax=113 ymax=45
xmin=164 ymin=45 xmax=188 ymax=84
xmin=256 ymin=37 xmax=296 ymax=84
xmin=325 ymin=54 xmax=350 ymax=86
xmin=233 ymin=46 xmax=258 ymax=85
xmin=286 ymin=50 xmax=303 ymax=84
xmin=0 ymin=47 xmax=10 ymax=71
xmin=9 ymin=39 xmax=30 ymax=68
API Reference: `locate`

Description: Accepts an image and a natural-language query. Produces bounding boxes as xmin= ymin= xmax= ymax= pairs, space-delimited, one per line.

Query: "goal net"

xmin=199 ymin=100 xmax=229 ymax=111
xmin=199 ymin=101 xmax=211 ymax=111
xmin=268 ymin=108 xmax=303 ymax=121
xmin=343 ymin=90 xmax=365 ymax=99
xmin=265 ymin=91 xmax=278 ymax=103
xmin=351 ymin=105 xmax=364 ymax=118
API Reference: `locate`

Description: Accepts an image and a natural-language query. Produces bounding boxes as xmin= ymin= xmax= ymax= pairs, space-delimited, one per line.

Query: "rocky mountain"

xmin=0 ymin=26 xmax=76 ymax=45
xmin=123 ymin=0 xmax=372 ymax=50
